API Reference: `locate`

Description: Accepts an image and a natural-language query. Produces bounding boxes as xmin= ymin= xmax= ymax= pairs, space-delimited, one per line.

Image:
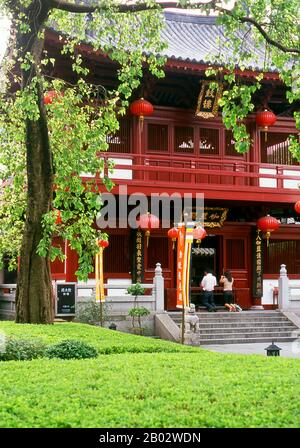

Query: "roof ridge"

xmin=164 ymin=11 xmax=218 ymax=25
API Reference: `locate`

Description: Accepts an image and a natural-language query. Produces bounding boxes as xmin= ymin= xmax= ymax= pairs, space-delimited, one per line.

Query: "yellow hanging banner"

xmin=176 ymin=224 xmax=185 ymax=309
xmin=95 ymin=247 xmax=105 ymax=303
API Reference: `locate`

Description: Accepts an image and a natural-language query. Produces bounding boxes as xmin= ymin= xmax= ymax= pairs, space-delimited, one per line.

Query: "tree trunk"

xmin=15 ymin=105 xmax=54 ymax=323
xmin=15 ymin=1 xmax=54 ymax=323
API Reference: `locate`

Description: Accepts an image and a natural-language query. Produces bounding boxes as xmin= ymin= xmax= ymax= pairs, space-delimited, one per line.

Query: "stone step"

xmin=197 ymin=330 xmax=296 ymax=339
xmin=197 ymin=314 xmax=287 ymax=320
xmin=197 ymin=321 xmax=296 ymax=329
xmin=199 ymin=326 xmax=298 ymax=335
xmin=199 ymin=336 xmax=298 ymax=345
xmin=172 ymin=317 xmax=291 ymax=326
xmin=169 ymin=312 xmax=285 ymax=319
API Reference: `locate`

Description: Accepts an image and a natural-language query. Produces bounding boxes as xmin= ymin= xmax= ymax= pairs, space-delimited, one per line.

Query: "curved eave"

xmin=44 ymin=28 xmax=281 ymax=82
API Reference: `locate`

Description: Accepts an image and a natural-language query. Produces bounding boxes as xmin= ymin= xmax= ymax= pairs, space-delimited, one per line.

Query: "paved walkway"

xmin=202 ymin=340 xmax=300 ymax=358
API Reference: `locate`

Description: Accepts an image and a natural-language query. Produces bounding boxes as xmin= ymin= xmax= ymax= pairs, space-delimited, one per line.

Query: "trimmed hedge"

xmin=0 ymin=353 xmax=299 ymax=428
xmin=45 ymin=339 xmax=98 ymax=360
xmin=0 ymin=321 xmax=299 ymax=428
xmin=0 ymin=337 xmax=46 ymax=361
xmin=0 ymin=321 xmax=198 ymax=354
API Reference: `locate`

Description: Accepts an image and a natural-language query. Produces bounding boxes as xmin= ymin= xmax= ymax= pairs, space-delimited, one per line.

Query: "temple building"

xmin=5 ymin=12 xmax=300 ymax=311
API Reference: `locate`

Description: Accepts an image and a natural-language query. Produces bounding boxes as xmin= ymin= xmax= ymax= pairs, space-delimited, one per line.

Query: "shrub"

xmin=0 ymin=337 xmax=46 ymax=361
xmin=75 ymin=299 xmax=111 ymax=324
xmin=126 ymin=283 xmax=145 ymax=296
xmin=128 ymin=306 xmax=150 ymax=332
xmin=45 ymin=339 xmax=98 ymax=360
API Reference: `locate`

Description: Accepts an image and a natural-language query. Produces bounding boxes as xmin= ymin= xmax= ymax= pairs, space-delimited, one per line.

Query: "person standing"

xmin=219 ymin=271 xmax=234 ymax=306
xmin=200 ymin=269 xmax=217 ymax=312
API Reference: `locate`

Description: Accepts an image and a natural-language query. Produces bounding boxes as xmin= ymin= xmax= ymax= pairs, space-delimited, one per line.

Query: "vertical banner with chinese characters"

xmin=132 ymin=230 xmax=144 ymax=283
xmin=195 ymin=81 xmax=223 ymax=119
xmin=252 ymin=228 xmax=263 ymax=297
xmin=183 ymin=222 xmax=194 ymax=308
xmin=176 ymin=223 xmax=185 ymax=308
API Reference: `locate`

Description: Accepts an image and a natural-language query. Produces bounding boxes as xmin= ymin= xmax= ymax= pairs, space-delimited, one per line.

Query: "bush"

xmin=127 ymin=283 xmax=145 ymax=296
xmin=0 ymin=337 xmax=46 ymax=361
xmin=45 ymin=339 xmax=98 ymax=360
xmin=75 ymin=299 xmax=111 ymax=324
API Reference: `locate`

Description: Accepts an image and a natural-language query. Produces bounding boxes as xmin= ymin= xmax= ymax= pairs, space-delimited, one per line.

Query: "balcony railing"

xmin=92 ymin=153 xmax=300 ymax=198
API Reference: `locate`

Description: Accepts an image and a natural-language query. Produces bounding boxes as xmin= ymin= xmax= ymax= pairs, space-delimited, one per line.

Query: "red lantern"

xmin=43 ymin=90 xmax=58 ymax=105
xmin=257 ymin=215 xmax=280 ymax=246
xmin=130 ymin=98 xmax=154 ymax=118
xmin=97 ymin=239 xmax=109 ymax=249
xmin=168 ymin=227 xmax=179 ymax=250
xmin=193 ymin=226 xmax=207 ymax=246
xmin=294 ymin=201 xmax=300 ymax=214
xmin=130 ymin=98 xmax=153 ymax=130
xmin=54 ymin=209 xmax=62 ymax=225
xmin=138 ymin=212 xmax=159 ymax=247
xmin=256 ymin=109 xmax=276 ymax=142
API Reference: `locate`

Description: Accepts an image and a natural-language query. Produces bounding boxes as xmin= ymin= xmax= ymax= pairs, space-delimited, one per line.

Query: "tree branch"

xmin=49 ymin=1 xmax=300 ymax=55
xmin=234 ymin=15 xmax=300 ymax=55
xmin=48 ymin=1 xmax=197 ymax=14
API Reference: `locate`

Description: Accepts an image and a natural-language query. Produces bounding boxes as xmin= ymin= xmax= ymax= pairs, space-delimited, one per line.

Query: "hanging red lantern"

xmin=54 ymin=209 xmax=62 ymax=225
xmin=130 ymin=98 xmax=154 ymax=118
xmin=256 ymin=109 xmax=276 ymax=142
xmin=168 ymin=227 xmax=179 ymax=250
xmin=97 ymin=239 xmax=109 ymax=249
xmin=138 ymin=212 xmax=159 ymax=247
xmin=130 ymin=98 xmax=154 ymax=130
xmin=43 ymin=90 xmax=59 ymax=105
xmin=193 ymin=226 xmax=207 ymax=246
xmin=257 ymin=215 xmax=280 ymax=246
xmin=294 ymin=201 xmax=300 ymax=214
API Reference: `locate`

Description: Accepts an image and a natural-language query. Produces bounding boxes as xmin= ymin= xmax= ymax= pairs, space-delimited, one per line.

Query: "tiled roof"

xmin=161 ymin=12 xmax=273 ymax=72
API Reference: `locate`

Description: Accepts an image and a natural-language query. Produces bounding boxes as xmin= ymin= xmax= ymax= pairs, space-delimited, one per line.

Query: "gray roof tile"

xmin=161 ymin=13 xmax=274 ymax=72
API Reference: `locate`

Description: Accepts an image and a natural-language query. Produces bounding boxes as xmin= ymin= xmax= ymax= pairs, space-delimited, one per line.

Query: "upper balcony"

xmin=91 ymin=107 xmax=299 ymax=203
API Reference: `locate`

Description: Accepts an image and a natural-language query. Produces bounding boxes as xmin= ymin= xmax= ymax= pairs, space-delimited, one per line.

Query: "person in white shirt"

xmin=200 ymin=269 xmax=217 ymax=312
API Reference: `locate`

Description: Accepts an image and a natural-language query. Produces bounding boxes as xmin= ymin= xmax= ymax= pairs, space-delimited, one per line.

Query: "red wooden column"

xmin=132 ymin=116 xmax=143 ymax=180
xmin=250 ymin=121 xmax=260 ymax=187
xmin=65 ymin=240 xmax=79 ymax=282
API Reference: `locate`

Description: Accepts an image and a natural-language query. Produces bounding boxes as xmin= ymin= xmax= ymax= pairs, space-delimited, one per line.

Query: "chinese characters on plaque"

xmin=135 ymin=230 xmax=143 ymax=283
xmin=195 ymin=81 xmax=223 ymax=119
xmin=190 ymin=207 xmax=228 ymax=228
xmin=253 ymin=229 xmax=263 ymax=297
xmin=56 ymin=283 xmax=76 ymax=315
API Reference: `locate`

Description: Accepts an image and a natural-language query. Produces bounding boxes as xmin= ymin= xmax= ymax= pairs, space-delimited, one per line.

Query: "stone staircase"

xmin=168 ymin=310 xmax=300 ymax=345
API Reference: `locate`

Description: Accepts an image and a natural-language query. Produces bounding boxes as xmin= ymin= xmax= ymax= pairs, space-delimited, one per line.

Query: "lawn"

xmin=0 ymin=321 xmax=299 ymax=428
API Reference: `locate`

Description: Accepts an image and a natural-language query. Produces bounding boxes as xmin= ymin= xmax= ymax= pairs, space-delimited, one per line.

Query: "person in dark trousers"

xmin=200 ymin=269 xmax=217 ymax=312
xmin=219 ymin=270 xmax=234 ymax=306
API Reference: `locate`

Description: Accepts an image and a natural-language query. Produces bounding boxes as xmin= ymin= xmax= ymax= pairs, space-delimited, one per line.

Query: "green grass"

xmin=0 ymin=320 xmax=197 ymax=354
xmin=0 ymin=321 xmax=299 ymax=428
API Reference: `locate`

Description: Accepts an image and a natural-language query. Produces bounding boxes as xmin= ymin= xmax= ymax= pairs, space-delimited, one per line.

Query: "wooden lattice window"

xmin=147 ymin=124 xmax=168 ymax=152
xmin=264 ymin=240 xmax=300 ymax=274
xmin=106 ymin=119 xmax=131 ymax=153
xmin=261 ymin=132 xmax=298 ymax=165
xmin=199 ymin=128 xmax=219 ymax=155
xmin=174 ymin=126 xmax=194 ymax=153
xmin=225 ymin=130 xmax=244 ymax=157
xmin=104 ymin=234 xmax=131 ymax=273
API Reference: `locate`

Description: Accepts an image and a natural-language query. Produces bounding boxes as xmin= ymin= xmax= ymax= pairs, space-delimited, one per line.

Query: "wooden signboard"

xmin=195 ymin=81 xmax=223 ymax=119
xmin=56 ymin=282 xmax=76 ymax=316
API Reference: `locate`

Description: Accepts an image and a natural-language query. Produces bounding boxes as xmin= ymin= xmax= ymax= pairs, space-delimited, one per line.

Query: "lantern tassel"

xmin=139 ymin=115 xmax=144 ymax=132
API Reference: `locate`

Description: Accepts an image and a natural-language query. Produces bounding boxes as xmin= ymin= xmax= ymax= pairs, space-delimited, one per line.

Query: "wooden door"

xmin=222 ymin=236 xmax=252 ymax=309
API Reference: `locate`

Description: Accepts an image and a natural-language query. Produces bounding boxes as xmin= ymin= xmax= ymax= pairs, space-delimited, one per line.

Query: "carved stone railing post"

xmin=154 ymin=263 xmax=164 ymax=311
xmin=278 ymin=264 xmax=289 ymax=310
